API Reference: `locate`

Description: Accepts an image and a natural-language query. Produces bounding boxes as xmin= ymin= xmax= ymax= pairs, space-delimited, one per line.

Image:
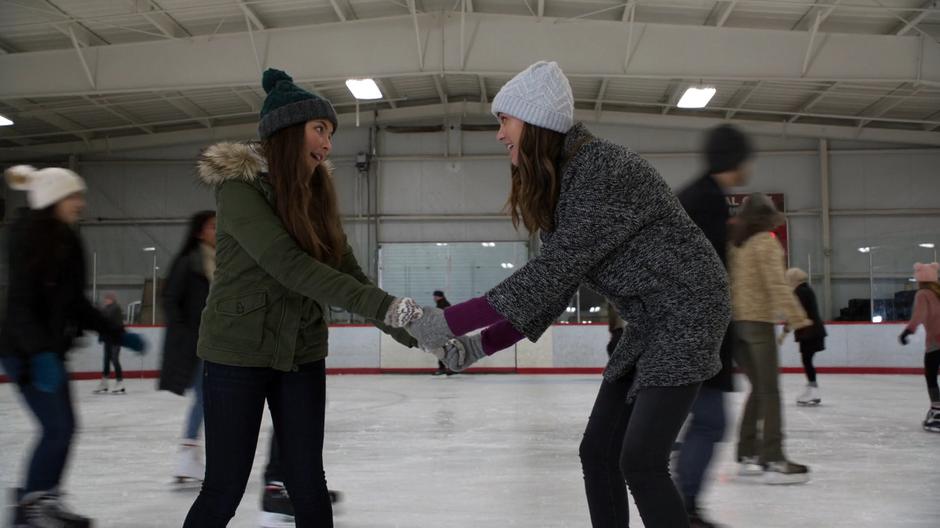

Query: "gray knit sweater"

xmin=486 ymin=124 xmax=730 ymax=399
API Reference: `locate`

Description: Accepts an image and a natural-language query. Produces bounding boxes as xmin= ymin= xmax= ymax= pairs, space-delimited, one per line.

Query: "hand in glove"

xmin=405 ymin=307 xmax=455 ymax=351
xmin=776 ymin=330 xmax=790 ymax=348
xmin=899 ymin=329 xmax=912 ymax=346
xmin=121 ymin=332 xmax=148 ymax=354
xmin=31 ymin=352 xmax=66 ymax=393
xmin=389 ymin=327 xmax=418 ymax=349
xmin=384 ymin=297 xmax=423 ymax=328
xmin=430 ymin=334 xmax=486 ymax=372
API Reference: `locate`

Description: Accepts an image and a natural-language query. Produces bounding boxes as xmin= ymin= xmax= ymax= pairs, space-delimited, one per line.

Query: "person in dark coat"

xmin=159 ymin=210 xmax=215 ymax=483
xmin=674 ymin=124 xmax=752 ymax=527
xmin=432 ymin=290 xmax=453 ymax=375
xmin=1 ymin=165 xmax=146 ymax=527
xmin=785 ymin=267 xmax=827 ymax=406
xmin=94 ymin=292 xmax=125 ymax=394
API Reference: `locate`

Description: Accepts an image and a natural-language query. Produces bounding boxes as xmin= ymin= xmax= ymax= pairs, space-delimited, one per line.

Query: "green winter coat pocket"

xmin=208 ymin=291 xmax=268 ymax=351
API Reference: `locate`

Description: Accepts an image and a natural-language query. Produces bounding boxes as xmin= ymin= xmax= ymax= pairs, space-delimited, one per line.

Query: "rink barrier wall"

xmin=0 ymin=322 xmax=922 ymax=383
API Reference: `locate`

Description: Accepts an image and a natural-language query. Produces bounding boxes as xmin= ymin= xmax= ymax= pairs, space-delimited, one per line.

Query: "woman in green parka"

xmin=182 ymin=69 xmax=422 ymax=528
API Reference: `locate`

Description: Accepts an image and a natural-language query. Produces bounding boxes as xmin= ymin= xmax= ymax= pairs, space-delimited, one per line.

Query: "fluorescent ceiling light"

xmin=920 ymin=243 xmax=935 ymax=249
xmin=0 ymin=114 xmax=12 ymax=127
xmin=858 ymin=247 xmax=871 ymax=253
xmin=677 ymin=87 xmax=716 ymax=109
xmin=345 ymin=78 xmax=383 ymax=100
xmin=143 ymin=247 xmax=156 ymax=252
xmin=871 ymin=315 xmax=883 ymax=323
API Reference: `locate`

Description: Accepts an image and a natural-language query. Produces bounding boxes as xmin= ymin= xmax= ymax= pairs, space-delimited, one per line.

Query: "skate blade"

xmin=259 ymin=511 xmax=295 ymax=528
xmin=762 ymin=473 xmax=810 ymax=485
xmin=171 ymin=477 xmax=202 ymax=491
xmin=923 ymin=425 xmax=940 ymax=433
xmin=797 ymin=400 xmax=821 ymax=407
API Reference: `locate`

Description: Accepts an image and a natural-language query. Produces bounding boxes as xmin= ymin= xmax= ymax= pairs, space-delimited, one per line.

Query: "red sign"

xmin=728 ymin=193 xmax=788 ymax=255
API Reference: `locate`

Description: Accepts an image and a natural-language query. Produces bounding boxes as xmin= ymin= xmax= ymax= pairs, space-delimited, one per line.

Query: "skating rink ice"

xmin=1 ymin=373 xmax=938 ymax=527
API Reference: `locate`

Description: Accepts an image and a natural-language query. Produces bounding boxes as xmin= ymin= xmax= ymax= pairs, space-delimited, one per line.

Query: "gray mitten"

xmin=431 ymin=334 xmax=486 ymax=372
xmin=384 ymin=297 xmax=423 ymax=328
xmin=405 ymin=307 xmax=454 ymax=350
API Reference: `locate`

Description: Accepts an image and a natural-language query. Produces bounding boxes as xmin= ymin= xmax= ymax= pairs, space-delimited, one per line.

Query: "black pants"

xmin=579 ymin=375 xmax=700 ymax=528
xmin=925 ymin=349 xmax=940 ymax=403
xmin=800 ymin=351 xmax=817 ymax=383
xmin=183 ymin=360 xmax=331 ymax=528
xmin=102 ymin=343 xmax=122 ymax=381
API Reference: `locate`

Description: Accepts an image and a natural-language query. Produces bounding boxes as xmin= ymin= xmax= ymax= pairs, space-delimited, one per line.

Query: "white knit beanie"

xmin=4 ymin=165 xmax=86 ymax=210
xmin=491 ymin=61 xmax=574 ymax=134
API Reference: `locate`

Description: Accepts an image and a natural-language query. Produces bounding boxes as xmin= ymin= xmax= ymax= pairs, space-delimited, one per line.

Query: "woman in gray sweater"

xmin=390 ymin=62 xmax=730 ymax=528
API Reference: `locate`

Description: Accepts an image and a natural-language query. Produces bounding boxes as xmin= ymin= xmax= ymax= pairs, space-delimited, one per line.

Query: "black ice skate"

xmin=19 ymin=491 xmax=92 ymax=527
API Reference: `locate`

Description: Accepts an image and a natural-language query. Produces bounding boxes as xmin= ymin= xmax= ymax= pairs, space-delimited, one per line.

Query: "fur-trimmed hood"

xmin=197 ymin=141 xmax=336 ymax=187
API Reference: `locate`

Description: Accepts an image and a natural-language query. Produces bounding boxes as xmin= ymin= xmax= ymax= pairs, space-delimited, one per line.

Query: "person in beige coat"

xmin=729 ymin=193 xmax=812 ymax=485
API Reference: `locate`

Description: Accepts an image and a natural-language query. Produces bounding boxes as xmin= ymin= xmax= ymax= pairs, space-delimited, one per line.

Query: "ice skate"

xmin=92 ymin=379 xmax=109 ymax=394
xmin=172 ymin=444 xmax=204 ymax=488
xmin=796 ymin=385 xmax=821 ymax=407
xmin=110 ymin=380 xmax=126 ymax=394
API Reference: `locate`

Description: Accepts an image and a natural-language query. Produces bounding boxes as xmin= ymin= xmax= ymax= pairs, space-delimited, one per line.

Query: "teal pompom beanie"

xmin=258 ymin=68 xmax=338 ymax=139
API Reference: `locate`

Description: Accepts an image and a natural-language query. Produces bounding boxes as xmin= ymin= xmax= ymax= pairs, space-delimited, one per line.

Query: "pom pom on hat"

xmin=4 ymin=165 xmax=86 ymax=210
xmin=262 ymin=68 xmax=293 ymax=95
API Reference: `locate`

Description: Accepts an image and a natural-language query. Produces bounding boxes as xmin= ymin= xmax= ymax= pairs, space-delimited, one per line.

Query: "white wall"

xmin=21 ymin=323 xmax=923 ymax=380
xmin=2 ymin=121 xmax=938 ymax=318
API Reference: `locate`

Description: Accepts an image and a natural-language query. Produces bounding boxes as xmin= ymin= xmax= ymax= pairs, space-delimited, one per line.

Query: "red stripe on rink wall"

xmin=0 ymin=366 xmax=924 ymax=383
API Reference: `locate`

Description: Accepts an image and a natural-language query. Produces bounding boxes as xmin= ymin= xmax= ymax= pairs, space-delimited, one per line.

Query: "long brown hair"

xmin=921 ymin=281 xmax=940 ymax=301
xmin=507 ymin=123 xmax=566 ymax=233
xmin=262 ymin=123 xmax=344 ymax=266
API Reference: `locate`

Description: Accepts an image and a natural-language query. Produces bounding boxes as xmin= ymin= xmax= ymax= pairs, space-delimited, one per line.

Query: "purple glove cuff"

xmin=443 ymin=296 xmax=506 ymax=337
xmin=481 ymin=320 xmax=525 ymax=356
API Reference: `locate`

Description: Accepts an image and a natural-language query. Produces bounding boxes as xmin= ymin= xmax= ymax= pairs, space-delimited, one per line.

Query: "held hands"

xmin=431 ymin=334 xmax=487 ymax=372
xmin=403 ymin=307 xmax=455 ymax=351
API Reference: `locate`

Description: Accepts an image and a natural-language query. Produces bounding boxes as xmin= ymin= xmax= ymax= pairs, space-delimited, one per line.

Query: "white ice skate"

xmin=736 ymin=456 xmax=764 ymax=478
xmin=796 ymin=386 xmax=821 ymax=407
xmin=110 ymin=381 xmax=126 ymax=394
xmin=173 ymin=444 xmax=205 ymax=488
xmin=92 ymin=379 xmax=109 ymax=394
xmin=923 ymin=407 xmax=940 ymax=433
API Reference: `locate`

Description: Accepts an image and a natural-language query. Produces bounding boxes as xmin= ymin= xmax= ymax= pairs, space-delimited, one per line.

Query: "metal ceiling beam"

xmin=715 ymin=0 xmax=738 ymax=28
xmin=327 ymin=0 xmax=348 ymax=22
xmin=725 ymin=81 xmax=762 ymax=118
xmin=432 ymin=75 xmax=449 ymax=105
xmin=375 ymin=79 xmax=400 ymax=109
xmin=231 ymin=88 xmax=262 ymax=112
xmin=135 ymin=0 xmax=191 ymax=39
xmin=856 ymin=83 xmax=924 ymax=128
xmin=42 ymin=0 xmax=109 ymax=47
xmin=162 ymin=93 xmax=212 ymax=128
xmin=1 ymin=13 xmax=938 ymax=98
xmin=5 ymin=98 xmax=90 ymax=142
xmin=893 ymin=0 xmax=934 ymax=36
xmin=478 ymin=75 xmax=488 ymax=104
xmin=661 ymin=81 xmax=684 ymax=115
xmin=787 ymin=81 xmax=839 ymax=123
xmin=3 ymin=102 xmax=938 ymax=161
xmin=594 ymin=78 xmax=609 ymax=118
xmin=235 ymin=0 xmax=266 ymax=31
xmin=82 ymin=96 xmax=154 ymax=134
xmin=791 ymin=0 xmax=842 ymax=32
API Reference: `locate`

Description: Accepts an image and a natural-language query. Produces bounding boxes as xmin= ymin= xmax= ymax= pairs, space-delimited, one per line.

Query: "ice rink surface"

xmin=2 ymin=373 xmax=938 ymax=527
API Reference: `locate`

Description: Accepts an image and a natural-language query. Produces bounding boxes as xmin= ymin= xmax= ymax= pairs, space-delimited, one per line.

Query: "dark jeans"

xmin=676 ymin=386 xmax=726 ymax=505
xmin=0 ymin=357 xmax=76 ymax=495
xmin=579 ymin=375 xmax=700 ymax=528
xmin=102 ymin=343 xmax=123 ymax=381
xmin=183 ymin=360 xmax=331 ymax=528
xmin=264 ymin=435 xmax=282 ymax=484
xmin=801 ymin=351 xmax=817 ymax=383
xmin=926 ymin=349 xmax=940 ymax=403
